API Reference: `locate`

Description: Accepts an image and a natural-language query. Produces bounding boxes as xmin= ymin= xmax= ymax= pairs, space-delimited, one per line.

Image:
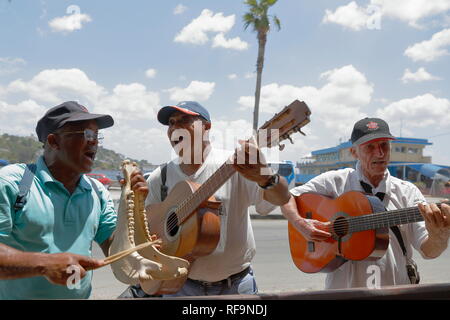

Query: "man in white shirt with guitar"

xmin=122 ymin=100 xmax=310 ymax=297
xmin=282 ymin=117 xmax=450 ymax=289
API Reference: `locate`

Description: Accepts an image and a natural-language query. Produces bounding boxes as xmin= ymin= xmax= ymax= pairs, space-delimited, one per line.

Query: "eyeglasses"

xmin=59 ymin=129 xmax=104 ymax=143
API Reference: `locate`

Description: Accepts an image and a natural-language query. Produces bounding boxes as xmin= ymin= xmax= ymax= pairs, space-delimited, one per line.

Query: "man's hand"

xmin=281 ymin=196 xmax=332 ymax=242
xmin=232 ymin=138 xmax=272 ymax=186
xmin=40 ymin=253 xmax=105 ymax=286
xmin=419 ymin=202 xmax=450 ymax=241
xmin=292 ymin=217 xmax=332 ymax=242
xmin=129 ymin=170 xmax=149 ymax=199
xmin=418 ymin=201 xmax=450 ymax=259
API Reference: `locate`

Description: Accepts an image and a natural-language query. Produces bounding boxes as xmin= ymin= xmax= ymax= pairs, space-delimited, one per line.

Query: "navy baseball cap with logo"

xmin=350 ymin=117 xmax=395 ymax=146
xmin=36 ymin=101 xmax=114 ymax=143
xmin=157 ymin=101 xmax=211 ymax=125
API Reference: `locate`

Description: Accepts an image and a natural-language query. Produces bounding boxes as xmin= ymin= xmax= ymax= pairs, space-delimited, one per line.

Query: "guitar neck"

xmin=349 ymin=201 xmax=449 ymax=233
xmin=173 ymin=100 xmax=312 ymax=225
xmin=176 ymin=161 xmax=236 ymax=224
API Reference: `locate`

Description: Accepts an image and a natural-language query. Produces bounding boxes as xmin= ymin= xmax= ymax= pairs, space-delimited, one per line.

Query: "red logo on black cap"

xmin=366 ymin=121 xmax=379 ymax=130
xmin=79 ymin=105 xmax=89 ymax=113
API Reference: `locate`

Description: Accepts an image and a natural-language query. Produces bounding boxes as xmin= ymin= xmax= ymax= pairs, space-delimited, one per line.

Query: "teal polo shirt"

xmin=0 ymin=156 xmax=117 ymax=299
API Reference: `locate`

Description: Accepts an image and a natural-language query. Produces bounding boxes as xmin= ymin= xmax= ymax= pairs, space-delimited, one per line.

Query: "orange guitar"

xmin=146 ymin=100 xmax=312 ymax=294
xmin=288 ymin=191 xmax=449 ymax=273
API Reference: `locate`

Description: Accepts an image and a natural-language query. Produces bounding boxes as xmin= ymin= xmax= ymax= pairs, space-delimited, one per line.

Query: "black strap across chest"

xmin=160 ymin=164 xmax=168 ymax=201
xmin=359 ymin=180 xmax=407 ymax=256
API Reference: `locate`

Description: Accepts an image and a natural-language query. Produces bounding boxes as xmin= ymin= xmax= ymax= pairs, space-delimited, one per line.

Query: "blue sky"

xmin=1 ymin=0 xmax=449 ymax=165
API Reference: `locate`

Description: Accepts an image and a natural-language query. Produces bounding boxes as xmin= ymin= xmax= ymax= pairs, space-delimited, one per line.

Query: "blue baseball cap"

xmin=157 ymin=101 xmax=211 ymax=125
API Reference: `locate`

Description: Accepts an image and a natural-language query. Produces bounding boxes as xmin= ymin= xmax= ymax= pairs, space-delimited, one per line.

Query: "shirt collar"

xmin=355 ymin=160 xmax=391 ymax=194
xmin=35 ymin=156 xmax=92 ymax=191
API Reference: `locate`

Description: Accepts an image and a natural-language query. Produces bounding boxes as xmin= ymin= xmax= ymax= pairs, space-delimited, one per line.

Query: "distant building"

xmin=296 ymin=137 xmax=450 ymax=195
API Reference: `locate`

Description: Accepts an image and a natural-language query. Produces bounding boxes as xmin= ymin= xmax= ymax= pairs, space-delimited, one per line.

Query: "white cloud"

xmin=372 ymin=0 xmax=450 ymax=28
xmin=0 ymin=68 xmax=163 ymax=163
xmin=376 ymin=93 xmax=450 ymax=128
xmin=145 ymin=68 xmax=157 ymax=78
xmin=238 ymin=65 xmax=373 ymax=136
xmin=209 ymin=119 xmax=253 ymax=151
xmin=245 ymin=72 xmax=255 ymax=79
xmin=167 ymin=80 xmax=215 ymax=102
xmin=228 ymin=74 xmax=237 ymax=80
xmin=103 ymin=124 xmax=171 ymax=164
xmin=95 ymin=83 xmax=159 ymax=121
xmin=48 ymin=13 xmax=92 ymax=33
xmin=173 ymin=4 xmax=187 ymax=15
xmin=323 ymin=2 xmax=371 ymax=31
xmin=7 ymin=68 xmax=106 ymax=104
xmin=324 ymin=0 xmax=450 ymax=30
xmin=212 ymin=33 xmax=249 ymax=50
xmin=0 ymin=57 xmax=26 ymax=75
xmin=404 ymin=28 xmax=450 ymax=62
xmin=0 ymin=100 xmax=47 ymax=135
xmin=401 ymin=67 xmax=441 ymax=83
xmin=174 ymin=9 xmax=247 ymax=50
xmin=174 ymin=9 xmax=234 ymax=45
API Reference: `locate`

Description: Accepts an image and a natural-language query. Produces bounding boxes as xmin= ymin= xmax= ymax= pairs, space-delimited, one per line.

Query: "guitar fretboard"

xmin=347 ymin=202 xmax=449 ymax=233
xmin=175 ymin=161 xmax=236 ymax=224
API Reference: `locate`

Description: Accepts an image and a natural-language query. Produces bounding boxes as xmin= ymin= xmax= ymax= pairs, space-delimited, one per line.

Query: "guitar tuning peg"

xmin=287 ymin=135 xmax=294 ymax=144
xmin=296 ymin=127 xmax=306 ymax=136
xmin=278 ymin=143 xmax=285 ymax=151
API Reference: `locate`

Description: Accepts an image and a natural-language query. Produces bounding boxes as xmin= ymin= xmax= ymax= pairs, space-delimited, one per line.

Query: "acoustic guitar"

xmin=288 ymin=190 xmax=450 ymax=273
xmin=146 ymin=100 xmax=312 ymax=294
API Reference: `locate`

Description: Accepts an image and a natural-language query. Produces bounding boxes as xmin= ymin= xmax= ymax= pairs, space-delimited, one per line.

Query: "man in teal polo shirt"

xmin=0 ymin=101 xmax=117 ymax=299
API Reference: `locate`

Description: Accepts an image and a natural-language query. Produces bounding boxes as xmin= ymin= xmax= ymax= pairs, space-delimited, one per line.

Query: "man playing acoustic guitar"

xmin=121 ymin=101 xmax=291 ymax=297
xmin=282 ymin=117 xmax=450 ymax=289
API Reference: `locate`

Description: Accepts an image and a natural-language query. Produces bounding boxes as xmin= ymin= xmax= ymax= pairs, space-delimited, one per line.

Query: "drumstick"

xmin=89 ymin=240 xmax=160 ymax=270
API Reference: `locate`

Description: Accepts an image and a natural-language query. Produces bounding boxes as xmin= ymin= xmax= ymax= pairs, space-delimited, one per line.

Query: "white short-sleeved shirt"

xmin=290 ymin=161 xmax=428 ymax=289
xmin=145 ymin=148 xmax=276 ymax=282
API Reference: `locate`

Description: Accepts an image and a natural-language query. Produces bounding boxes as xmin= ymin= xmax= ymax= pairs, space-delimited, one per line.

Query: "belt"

xmin=187 ymin=267 xmax=251 ymax=288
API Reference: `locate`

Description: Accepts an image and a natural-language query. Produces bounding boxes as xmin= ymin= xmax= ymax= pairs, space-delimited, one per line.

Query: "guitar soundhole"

xmin=166 ymin=212 xmax=179 ymax=237
xmin=333 ymin=216 xmax=349 ymax=237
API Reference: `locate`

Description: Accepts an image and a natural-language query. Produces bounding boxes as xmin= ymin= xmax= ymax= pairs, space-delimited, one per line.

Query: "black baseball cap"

xmin=36 ymin=101 xmax=114 ymax=143
xmin=350 ymin=117 xmax=395 ymax=146
xmin=157 ymin=101 xmax=211 ymax=125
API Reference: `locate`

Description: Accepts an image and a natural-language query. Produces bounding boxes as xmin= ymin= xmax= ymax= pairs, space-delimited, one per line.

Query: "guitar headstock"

xmin=258 ymin=100 xmax=311 ymax=149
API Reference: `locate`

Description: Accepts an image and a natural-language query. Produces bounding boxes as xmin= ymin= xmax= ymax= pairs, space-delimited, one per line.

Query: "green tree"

xmin=243 ymin=0 xmax=281 ymax=130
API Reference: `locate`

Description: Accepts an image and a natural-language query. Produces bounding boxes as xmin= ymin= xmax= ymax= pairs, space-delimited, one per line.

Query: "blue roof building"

xmin=296 ymin=137 xmax=450 ymax=189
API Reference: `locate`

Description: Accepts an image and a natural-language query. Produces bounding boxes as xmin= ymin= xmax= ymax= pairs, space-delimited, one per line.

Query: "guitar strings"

xmin=315 ymin=202 xmax=447 ymax=235
xmin=325 ymin=209 xmax=422 ymax=232
xmin=165 ymin=163 xmax=235 ymax=234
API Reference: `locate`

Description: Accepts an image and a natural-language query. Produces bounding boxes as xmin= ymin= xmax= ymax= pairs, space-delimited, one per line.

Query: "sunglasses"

xmin=59 ymin=128 xmax=104 ymax=143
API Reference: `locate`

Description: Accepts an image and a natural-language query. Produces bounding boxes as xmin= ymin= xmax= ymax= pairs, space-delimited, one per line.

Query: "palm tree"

xmin=243 ymin=0 xmax=281 ymax=131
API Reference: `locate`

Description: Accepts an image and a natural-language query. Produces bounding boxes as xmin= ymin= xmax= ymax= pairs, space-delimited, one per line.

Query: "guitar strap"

xmin=161 ymin=164 xmax=168 ymax=201
xmin=14 ymin=164 xmax=37 ymax=212
xmin=360 ymin=180 xmax=420 ymax=284
xmin=359 ymin=181 xmax=408 ymax=256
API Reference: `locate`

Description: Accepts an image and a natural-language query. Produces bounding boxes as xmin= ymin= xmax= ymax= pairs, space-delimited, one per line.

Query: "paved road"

xmin=90 ymin=218 xmax=450 ymax=299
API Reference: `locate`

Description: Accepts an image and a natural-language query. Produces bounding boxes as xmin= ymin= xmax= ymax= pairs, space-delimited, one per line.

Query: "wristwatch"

xmin=258 ymin=173 xmax=280 ymax=190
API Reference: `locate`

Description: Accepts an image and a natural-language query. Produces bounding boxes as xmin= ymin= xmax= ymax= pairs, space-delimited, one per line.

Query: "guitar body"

xmin=147 ymin=180 xmax=221 ymax=294
xmin=288 ymin=191 xmax=389 ymax=273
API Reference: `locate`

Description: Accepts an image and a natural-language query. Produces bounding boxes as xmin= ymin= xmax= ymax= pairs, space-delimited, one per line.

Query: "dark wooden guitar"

xmin=146 ymin=100 xmax=312 ymax=294
xmin=288 ymin=191 xmax=449 ymax=273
